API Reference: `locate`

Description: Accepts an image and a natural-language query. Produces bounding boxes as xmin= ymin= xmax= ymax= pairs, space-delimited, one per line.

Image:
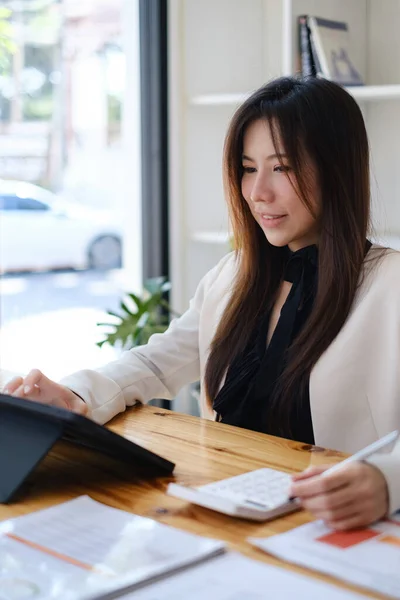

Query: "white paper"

xmin=0 ymin=535 xmax=83 ymax=600
xmin=249 ymin=514 xmax=400 ymax=599
xmin=0 ymin=496 xmax=225 ymax=600
xmin=120 ymin=552 xmax=364 ymax=600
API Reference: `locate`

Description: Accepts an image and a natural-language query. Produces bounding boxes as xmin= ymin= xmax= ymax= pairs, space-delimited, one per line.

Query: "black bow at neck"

xmin=212 ymin=244 xmax=318 ymax=433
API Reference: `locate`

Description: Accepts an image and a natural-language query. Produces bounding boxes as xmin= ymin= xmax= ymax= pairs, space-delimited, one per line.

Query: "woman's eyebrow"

xmin=266 ymin=152 xmax=288 ymax=160
xmin=242 ymin=153 xmax=288 ymax=161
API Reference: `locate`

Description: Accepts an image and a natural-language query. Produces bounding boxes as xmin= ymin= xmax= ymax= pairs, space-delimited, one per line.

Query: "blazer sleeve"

xmin=368 ymin=440 xmax=400 ymax=515
xmin=59 ymin=253 xmax=235 ymax=424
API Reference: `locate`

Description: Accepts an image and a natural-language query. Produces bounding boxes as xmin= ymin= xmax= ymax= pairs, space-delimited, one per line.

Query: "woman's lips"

xmin=259 ymin=214 xmax=287 ymax=228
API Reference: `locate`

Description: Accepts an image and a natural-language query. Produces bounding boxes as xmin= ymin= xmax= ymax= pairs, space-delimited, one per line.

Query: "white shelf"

xmin=171 ymin=0 xmax=400 ymax=312
xmin=347 ymin=85 xmax=400 ymax=101
xmin=190 ymin=93 xmax=249 ymax=106
xmin=190 ymin=231 xmax=230 ymax=244
xmin=190 ymin=84 xmax=400 ymax=107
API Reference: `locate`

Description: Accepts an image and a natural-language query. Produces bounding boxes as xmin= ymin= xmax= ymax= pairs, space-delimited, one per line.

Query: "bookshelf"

xmin=168 ymin=0 xmax=400 ymax=314
xmin=191 ymin=85 xmax=400 ymax=106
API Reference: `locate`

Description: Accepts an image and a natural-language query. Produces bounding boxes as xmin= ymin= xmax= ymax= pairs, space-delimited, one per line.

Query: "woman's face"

xmin=241 ymin=119 xmax=320 ymax=251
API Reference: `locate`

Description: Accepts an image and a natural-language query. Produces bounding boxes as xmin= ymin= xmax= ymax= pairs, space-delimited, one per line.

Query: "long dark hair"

xmin=204 ymin=76 xmax=370 ymax=435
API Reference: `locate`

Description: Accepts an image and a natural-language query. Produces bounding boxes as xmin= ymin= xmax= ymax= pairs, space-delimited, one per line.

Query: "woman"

xmin=5 ymin=77 xmax=400 ymax=530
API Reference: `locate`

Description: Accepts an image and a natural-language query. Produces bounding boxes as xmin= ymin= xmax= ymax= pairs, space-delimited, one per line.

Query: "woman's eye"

xmin=242 ymin=166 xmax=256 ymax=174
xmin=273 ymin=164 xmax=290 ymax=173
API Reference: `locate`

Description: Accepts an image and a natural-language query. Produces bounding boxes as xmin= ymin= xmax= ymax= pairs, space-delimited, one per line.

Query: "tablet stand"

xmin=0 ymin=405 xmax=64 ymax=503
xmin=0 ymin=393 xmax=175 ymax=504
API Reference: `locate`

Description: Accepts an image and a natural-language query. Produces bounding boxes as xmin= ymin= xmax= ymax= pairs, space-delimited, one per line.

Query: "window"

xmin=0 ymin=195 xmax=17 ymax=210
xmin=0 ymin=0 xmax=142 ymax=383
xmin=15 ymin=197 xmax=49 ymax=211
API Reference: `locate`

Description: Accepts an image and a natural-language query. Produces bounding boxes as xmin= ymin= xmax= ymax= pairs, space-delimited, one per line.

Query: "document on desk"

xmin=249 ymin=512 xmax=400 ymax=599
xmin=120 ymin=552 xmax=365 ymax=599
xmin=0 ymin=495 xmax=225 ymax=600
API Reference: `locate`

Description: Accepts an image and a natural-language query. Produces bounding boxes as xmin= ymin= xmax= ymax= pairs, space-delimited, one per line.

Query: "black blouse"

xmin=213 ymin=245 xmax=318 ymax=444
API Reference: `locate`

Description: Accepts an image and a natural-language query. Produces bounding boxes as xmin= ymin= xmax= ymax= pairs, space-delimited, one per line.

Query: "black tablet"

xmin=0 ymin=393 xmax=175 ymax=503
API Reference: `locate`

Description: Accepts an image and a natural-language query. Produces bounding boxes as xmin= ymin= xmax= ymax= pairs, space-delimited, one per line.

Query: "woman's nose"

xmin=250 ymin=176 xmax=274 ymax=203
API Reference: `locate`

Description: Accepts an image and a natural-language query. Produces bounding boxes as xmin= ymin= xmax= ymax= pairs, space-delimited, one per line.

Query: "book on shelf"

xmin=298 ymin=15 xmax=363 ymax=86
xmin=297 ymin=15 xmax=316 ymax=77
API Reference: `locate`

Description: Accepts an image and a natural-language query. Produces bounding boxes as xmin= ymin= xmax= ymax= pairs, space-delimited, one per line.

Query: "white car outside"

xmin=0 ymin=180 xmax=123 ymax=272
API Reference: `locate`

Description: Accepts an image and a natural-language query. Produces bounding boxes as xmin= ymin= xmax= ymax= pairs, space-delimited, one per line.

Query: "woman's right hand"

xmin=3 ymin=369 xmax=88 ymax=415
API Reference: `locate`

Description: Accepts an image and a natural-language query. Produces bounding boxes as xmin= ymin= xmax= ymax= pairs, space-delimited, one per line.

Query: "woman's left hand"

xmin=289 ymin=462 xmax=389 ymax=530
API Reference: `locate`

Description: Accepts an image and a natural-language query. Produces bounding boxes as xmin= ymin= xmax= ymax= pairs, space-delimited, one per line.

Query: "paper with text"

xmin=121 ymin=552 xmax=365 ymax=599
xmin=0 ymin=495 xmax=225 ymax=600
xmin=249 ymin=512 xmax=400 ymax=599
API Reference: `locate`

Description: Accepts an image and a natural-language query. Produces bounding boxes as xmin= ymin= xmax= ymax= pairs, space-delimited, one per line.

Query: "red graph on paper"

xmin=316 ymin=529 xmax=381 ymax=549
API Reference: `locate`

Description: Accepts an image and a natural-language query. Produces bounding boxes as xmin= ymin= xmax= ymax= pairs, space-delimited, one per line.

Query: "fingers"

xmin=3 ymin=369 xmax=88 ymax=415
xmin=326 ymin=512 xmax=377 ymax=531
xmin=20 ymin=369 xmax=44 ymax=394
xmin=292 ymin=462 xmax=389 ymax=531
xmin=291 ymin=465 xmax=331 ymax=482
xmin=3 ymin=370 xmax=43 ymax=399
xmin=3 ymin=369 xmax=48 ymax=403
xmin=3 ymin=376 xmax=24 ymax=394
xmin=7 ymin=382 xmax=40 ymax=400
xmin=308 ymin=501 xmax=358 ymax=524
xmin=290 ymin=466 xmax=351 ymax=499
xmin=299 ymin=482 xmax=356 ymax=514
xmin=321 ymin=495 xmax=386 ymax=528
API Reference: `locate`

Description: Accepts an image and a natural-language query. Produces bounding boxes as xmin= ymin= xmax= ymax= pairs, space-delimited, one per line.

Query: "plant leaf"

xmin=127 ymin=292 xmax=144 ymax=310
xmin=144 ymin=276 xmax=166 ymax=295
xmin=97 ymin=277 xmax=179 ymax=349
xmin=105 ymin=310 xmax=124 ymax=319
xmin=120 ymin=301 xmax=135 ymax=316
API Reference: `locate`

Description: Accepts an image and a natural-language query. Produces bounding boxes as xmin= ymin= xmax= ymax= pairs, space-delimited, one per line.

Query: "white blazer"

xmin=61 ymin=245 xmax=400 ymax=512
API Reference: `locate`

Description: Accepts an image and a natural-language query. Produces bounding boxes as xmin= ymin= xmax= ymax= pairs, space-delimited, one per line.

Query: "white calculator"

xmin=167 ymin=468 xmax=300 ymax=522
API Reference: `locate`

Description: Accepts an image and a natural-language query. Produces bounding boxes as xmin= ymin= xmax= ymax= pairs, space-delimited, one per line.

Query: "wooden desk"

xmin=0 ymin=405 xmax=381 ymax=598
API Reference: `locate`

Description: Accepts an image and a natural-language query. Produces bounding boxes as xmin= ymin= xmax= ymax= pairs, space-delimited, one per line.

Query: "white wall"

xmin=367 ymin=0 xmax=400 ymax=235
xmin=169 ymin=0 xmax=400 ymax=313
xmin=169 ymin=0 xmax=268 ymax=312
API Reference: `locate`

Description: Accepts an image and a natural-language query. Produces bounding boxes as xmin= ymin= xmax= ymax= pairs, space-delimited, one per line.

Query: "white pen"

xmin=320 ymin=429 xmax=399 ymax=477
xmin=289 ymin=430 xmax=399 ymax=501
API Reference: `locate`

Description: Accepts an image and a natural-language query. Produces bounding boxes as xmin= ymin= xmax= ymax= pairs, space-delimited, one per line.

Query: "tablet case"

xmin=0 ymin=393 xmax=175 ymax=503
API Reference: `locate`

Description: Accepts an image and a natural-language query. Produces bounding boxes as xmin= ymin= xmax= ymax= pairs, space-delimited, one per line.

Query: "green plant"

xmin=97 ymin=277 xmax=179 ymax=349
xmin=0 ymin=7 xmax=16 ymax=72
xmin=23 ymin=93 xmax=54 ymax=120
